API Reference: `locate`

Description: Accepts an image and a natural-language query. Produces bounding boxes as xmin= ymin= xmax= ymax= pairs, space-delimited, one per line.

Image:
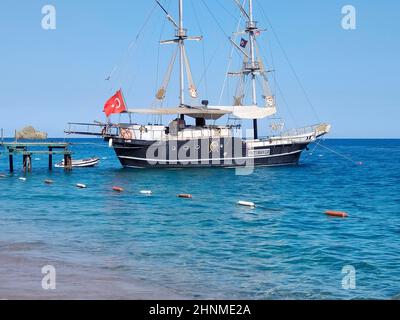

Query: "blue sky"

xmin=0 ymin=0 xmax=399 ymax=138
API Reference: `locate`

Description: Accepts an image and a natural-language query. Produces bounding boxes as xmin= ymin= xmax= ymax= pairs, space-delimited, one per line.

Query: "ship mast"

xmin=178 ymin=0 xmax=185 ymax=110
xmin=231 ymin=0 xmax=272 ymax=139
xmin=156 ymin=0 xmax=201 ymax=121
xmin=248 ymin=0 xmax=259 ymax=139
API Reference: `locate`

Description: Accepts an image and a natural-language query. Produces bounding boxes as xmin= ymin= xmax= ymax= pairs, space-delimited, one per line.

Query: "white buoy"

xmin=76 ymin=183 xmax=87 ymax=189
xmin=19 ymin=177 xmax=27 ymax=181
xmin=108 ymin=139 xmax=113 ymax=148
xmin=237 ymin=201 xmax=256 ymax=208
xmin=140 ymin=190 xmax=152 ymax=195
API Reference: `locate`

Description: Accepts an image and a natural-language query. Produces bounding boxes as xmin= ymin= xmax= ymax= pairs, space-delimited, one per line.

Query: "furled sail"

xmin=126 ymin=105 xmax=276 ymax=120
xmin=156 ymin=46 xmax=179 ymax=100
xmin=231 ymin=58 xmax=248 ymax=106
xmin=183 ymin=46 xmax=198 ymax=99
xmin=217 ymin=105 xmax=277 ymax=120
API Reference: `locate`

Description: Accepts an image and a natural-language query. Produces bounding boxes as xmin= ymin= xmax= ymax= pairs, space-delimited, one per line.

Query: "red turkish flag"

xmin=103 ymin=89 xmax=127 ymax=117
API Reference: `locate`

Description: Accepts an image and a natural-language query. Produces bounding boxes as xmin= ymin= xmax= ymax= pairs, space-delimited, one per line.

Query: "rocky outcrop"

xmin=16 ymin=126 xmax=47 ymax=140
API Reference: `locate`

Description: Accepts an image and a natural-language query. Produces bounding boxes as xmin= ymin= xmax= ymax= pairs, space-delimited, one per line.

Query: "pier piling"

xmin=48 ymin=147 xmax=53 ymax=171
xmin=22 ymin=155 xmax=26 ymax=172
xmin=23 ymin=154 xmax=32 ymax=173
xmin=0 ymin=142 xmax=72 ymax=173
xmin=9 ymin=153 xmax=14 ymax=173
xmin=64 ymin=154 xmax=72 ymax=171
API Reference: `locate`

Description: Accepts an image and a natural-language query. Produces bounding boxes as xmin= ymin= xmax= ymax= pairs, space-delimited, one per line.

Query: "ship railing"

xmin=133 ymin=125 xmax=238 ymax=142
xmin=65 ymin=122 xmax=119 ymax=137
xmin=176 ymin=125 xmax=238 ymax=141
xmin=251 ymin=124 xmax=330 ymax=143
xmin=279 ymin=124 xmax=329 ymax=139
xmin=66 ymin=122 xmax=329 ymax=143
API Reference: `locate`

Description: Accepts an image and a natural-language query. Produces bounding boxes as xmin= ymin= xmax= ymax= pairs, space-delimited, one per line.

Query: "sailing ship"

xmin=67 ymin=0 xmax=330 ymax=169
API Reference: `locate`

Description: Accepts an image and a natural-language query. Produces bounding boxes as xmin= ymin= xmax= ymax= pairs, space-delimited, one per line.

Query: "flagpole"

xmin=120 ymin=88 xmax=128 ymax=112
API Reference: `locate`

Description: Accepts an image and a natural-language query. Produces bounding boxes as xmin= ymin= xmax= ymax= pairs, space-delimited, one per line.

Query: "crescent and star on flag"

xmin=103 ymin=89 xmax=127 ymax=117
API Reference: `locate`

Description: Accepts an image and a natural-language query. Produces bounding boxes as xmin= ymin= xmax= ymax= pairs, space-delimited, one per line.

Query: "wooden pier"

xmin=0 ymin=142 xmax=72 ymax=173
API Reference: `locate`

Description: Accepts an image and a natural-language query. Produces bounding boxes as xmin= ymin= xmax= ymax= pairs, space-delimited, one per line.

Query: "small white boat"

xmin=55 ymin=157 xmax=100 ymax=168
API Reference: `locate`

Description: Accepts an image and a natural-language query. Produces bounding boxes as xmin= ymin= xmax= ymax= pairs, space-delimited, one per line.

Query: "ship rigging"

xmin=66 ymin=0 xmax=331 ymax=169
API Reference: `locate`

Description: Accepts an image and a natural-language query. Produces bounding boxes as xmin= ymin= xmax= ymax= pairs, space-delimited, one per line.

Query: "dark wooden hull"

xmin=110 ymin=137 xmax=309 ymax=169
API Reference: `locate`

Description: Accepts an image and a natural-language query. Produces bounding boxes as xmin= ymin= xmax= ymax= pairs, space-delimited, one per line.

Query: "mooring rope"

xmin=311 ymin=140 xmax=362 ymax=166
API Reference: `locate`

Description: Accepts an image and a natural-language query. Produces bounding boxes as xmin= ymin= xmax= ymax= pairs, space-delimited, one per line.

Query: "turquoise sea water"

xmin=0 ymin=139 xmax=399 ymax=299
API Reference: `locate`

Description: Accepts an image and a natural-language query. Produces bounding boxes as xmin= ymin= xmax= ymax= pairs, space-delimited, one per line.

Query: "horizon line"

xmin=1 ymin=137 xmax=400 ymax=140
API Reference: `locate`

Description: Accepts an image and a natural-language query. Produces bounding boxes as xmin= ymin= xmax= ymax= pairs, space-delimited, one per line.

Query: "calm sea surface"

xmin=0 ymin=139 xmax=399 ymax=299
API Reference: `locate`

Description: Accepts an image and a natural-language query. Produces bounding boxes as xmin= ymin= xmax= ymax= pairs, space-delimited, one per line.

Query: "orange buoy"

xmin=112 ymin=186 xmax=124 ymax=192
xmin=44 ymin=180 xmax=54 ymax=185
xmin=325 ymin=211 xmax=348 ymax=218
xmin=178 ymin=194 xmax=192 ymax=199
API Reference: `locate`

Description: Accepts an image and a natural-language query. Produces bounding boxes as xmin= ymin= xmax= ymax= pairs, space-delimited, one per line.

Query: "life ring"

xmin=209 ymin=140 xmax=219 ymax=153
xmin=120 ymin=128 xmax=133 ymax=140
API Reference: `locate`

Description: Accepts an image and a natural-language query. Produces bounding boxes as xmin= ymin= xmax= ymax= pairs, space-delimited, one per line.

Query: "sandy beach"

xmin=0 ymin=242 xmax=183 ymax=300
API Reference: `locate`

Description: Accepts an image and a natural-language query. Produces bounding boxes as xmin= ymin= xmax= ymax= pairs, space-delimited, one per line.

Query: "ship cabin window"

xmin=195 ymin=118 xmax=206 ymax=127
